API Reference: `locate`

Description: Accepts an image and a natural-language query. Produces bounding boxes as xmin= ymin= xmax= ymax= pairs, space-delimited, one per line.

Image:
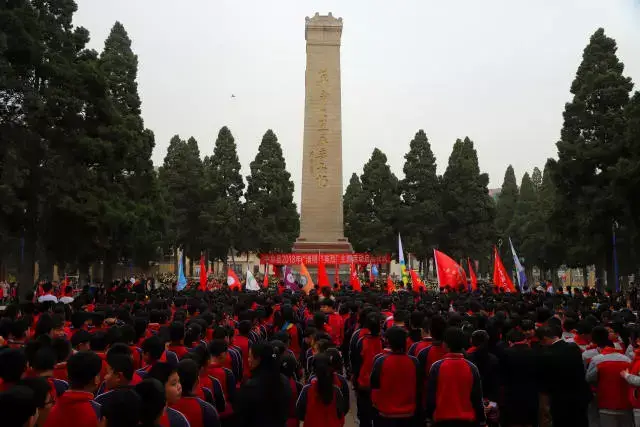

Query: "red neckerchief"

xmin=510 ymin=340 xmax=530 ymax=347
xmin=467 ymin=346 xmax=480 ymax=354
xmin=601 ymin=346 xmax=622 ymax=355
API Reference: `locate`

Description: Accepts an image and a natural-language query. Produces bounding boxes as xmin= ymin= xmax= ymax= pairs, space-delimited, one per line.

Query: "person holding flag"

xmin=398 ymin=234 xmax=409 ymax=286
xmin=509 ymin=238 xmax=528 ymax=292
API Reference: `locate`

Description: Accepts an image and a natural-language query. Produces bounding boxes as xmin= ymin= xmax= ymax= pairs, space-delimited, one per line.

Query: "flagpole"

xmin=433 ymin=249 xmax=440 ymax=288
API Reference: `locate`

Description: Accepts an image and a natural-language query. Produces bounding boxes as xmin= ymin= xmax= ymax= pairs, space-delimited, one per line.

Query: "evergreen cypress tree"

xmin=359 ymin=149 xmax=401 ymax=254
xmin=495 ymin=165 xmax=519 ymax=274
xmin=343 ymin=173 xmax=368 ymax=252
xmin=510 ymin=173 xmax=537 ymax=280
xmin=400 ymin=130 xmax=441 ymax=264
xmin=554 ymin=28 xmax=633 ymax=287
xmin=440 ymin=137 xmax=495 ymax=266
xmin=531 ymin=167 xmax=542 ymax=193
xmin=201 ymin=126 xmax=245 ymax=262
xmin=244 ymin=130 xmax=299 ymax=252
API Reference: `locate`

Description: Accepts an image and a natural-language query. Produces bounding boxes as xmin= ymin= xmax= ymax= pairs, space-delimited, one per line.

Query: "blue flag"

xmin=372 ymin=264 xmax=379 ymax=278
xmin=509 ymin=237 xmax=527 ymax=291
xmin=176 ymin=249 xmax=187 ymax=291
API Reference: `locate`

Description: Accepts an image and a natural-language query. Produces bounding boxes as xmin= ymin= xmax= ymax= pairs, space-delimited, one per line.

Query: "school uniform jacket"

xmin=170 ymin=396 xmax=220 ymax=427
xmin=43 ymin=390 xmax=101 ymax=427
xmin=295 ymin=382 xmax=346 ymax=427
xmin=586 ymin=347 xmax=632 ymax=411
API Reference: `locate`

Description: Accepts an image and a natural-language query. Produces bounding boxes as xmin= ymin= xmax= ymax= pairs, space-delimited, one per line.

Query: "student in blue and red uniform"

xmin=296 ymin=353 xmax=346 ymax=427
xmin=44 ymin=351 xmax=102 ymax=427
xmin=354 ymin=313 xmax=383 ymax=427
xmin=146 ymin=362 xmax=190 ymax=427
xmin=98 ymin=388 xmax=141 ymax=427
xmin=207 ymin=339 xmax=236 ymax=423
xmin=94 ymin=345 xmax=140 ymax=403
xmin=425 ymin=327 xmax=485 ymax=427
xmin=18 ymin=377 xmax=56 ymax=427
xmin=0 ymin=385 xmax=38 ymax=427
xmin=167 ymin=322 xmax=190 ymax=359
xmin=135 ymin=379 xmax=169 ymax=427
xmin=371 ymin=326 xmax=420 ymax=426
xmin=0 ymin=348 xmax=27 ymax=392
xmin=171 ymin=359 xmax=220 ymax=427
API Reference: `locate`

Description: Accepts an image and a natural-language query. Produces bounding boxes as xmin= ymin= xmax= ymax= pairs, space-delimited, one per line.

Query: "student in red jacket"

xmin=18 ymin=377 xmax=56 ymax=427
xmin=416 ymin=315 xmax=447 ymax=379
xmin=371 ymin=326 xmax=420 ymax=426
xmin=44 ymin=351 xmax=102 ymax=427
xmin=207 ymin=340 xmax=236 ymax=422
xmin=0 ymin=385 xmax=38 ymax=427
xmin=171 ymin=359 xmax=220 ymax=427
xmin=135 ymin=379 xmax=169 ymax=427
xmin=586 ymin=326 xmax=632 ymax=426
xmin=98 ymin=388 xmax=141 ymax=427
xmin=146 ymin=363 xmax=190 ymax=427
xmin=167 ymin=322 xmax=189 ymax=360
xmin=354 ymin=313 xmax=383 ymax=427
xmin=94 ymin=347 xmax=139 ymax=403
xmin=0 ymin=348 xmax=27 ymax=392
xmin=296 ymin=353 xmax=346 ymax=427
xmin=321 ymin=299 xmax=344 ymax=346
xmin=425 ymin=327 xmax=485 ymax=427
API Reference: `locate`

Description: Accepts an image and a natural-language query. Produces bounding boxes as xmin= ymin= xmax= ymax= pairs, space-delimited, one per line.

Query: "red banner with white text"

xmin=259 ymin=253 xmax=391 ymax=265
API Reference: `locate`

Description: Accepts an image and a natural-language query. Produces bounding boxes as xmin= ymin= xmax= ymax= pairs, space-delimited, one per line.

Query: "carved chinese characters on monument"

xmin=310 ymin=68 xmax=329 ymax=188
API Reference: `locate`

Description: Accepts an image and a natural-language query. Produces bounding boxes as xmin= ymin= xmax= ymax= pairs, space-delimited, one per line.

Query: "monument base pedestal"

xmin=292 ymin=239 xmax=353 ymax=253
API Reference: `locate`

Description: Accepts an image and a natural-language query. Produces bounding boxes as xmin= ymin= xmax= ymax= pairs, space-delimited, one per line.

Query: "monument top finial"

xmin=305 ymin=12 xmax=343 ymax=27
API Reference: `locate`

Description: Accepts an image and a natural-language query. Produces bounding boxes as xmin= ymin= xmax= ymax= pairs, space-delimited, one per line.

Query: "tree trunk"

xmin=595 ymin=262 xmax=605 ymax=292
xmin=173 ymin=246 xmax=178 ymax=274
xmin=606 ymin=247 xmax=615 ymax=292
xmin=18 ymin=235 xmax=37 ymax=301
xmin=103 ymin=249 xmax=115 ymax=286
xmin=79 ymin=261 xmax=90 ymax=287
xmin=551 ymin=268 xmax=560 ymax=289
xmin=582 ymin=266 xmax=588 ymax=288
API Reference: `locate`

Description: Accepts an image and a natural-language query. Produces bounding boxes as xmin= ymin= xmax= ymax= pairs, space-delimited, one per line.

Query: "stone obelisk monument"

xmin=293 ymin=12 xmax=352 ymax=253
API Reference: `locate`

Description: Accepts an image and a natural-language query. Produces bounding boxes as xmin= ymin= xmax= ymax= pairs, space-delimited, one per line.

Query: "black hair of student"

xmin=280 ymin=352 xmax=298 ymax=379
xmin=471 ymin=330 xmax=490 ymax=348
xmin=506 ymin=328 xmax=526 ymax=344
xmin=208 ymin=339 xmax=228 ymax=358
xmin=120 ymin=324 xmax=136 ymax=344
xmin=282 ymin=305 xmax=295 ymax=323
xmin=67 ymin=351 xmax=102 ymax=390
xmin=90 ymin=331 xmax=108 ymax=352
xmin=135 ymin=379 xmax=166 ymax=427
xmin=249 ymin=341 xmax=287 ymax=410
xmin=33 ymin=346 xmax=57 ymax=371
xmin=107 ymin=353 xmax=134 ymax=381
xmin=52 ymin=337 xmax=71 ymax=363
xmin=394 ymin=310 xmax=410 ymax=324
xmin=444 ymin=327 xmax=468 ymax=353
xmin=238 ymin=320 xmax=252 ymax=336
xmin=313 ymin=312 xmax=326 ymax=329
xmin=325 ymin=347 xmax=343 ymax=372
xmin=184 ymin=323 xmax=202 ymax=348
xmin=312 ymin=353 xmax=335 ymax=405
xmin=141 ymin=335 xmax=164 ymax=361
xmin=107 ymin=342 xmax=133 ymax=357
xmin=42 ymin=282 xmax=53 ymax=293
xmin=0 ymin=348 xmax=27 ymax=383
xmin=169 ymin=322 xmax=185 ymax=342
xmin=320 ymin=298 xmax=334 ymax=308
xmin=270 ymin=340 xmax=286 ymax=358
xmin=10 ymin=319 xmax=28 ymax=340
xmin=430 ymin=315 xmax=447 ymax=342
xmin=385 ymin=326 xmax=408 ymax=352
xmin=101 ymin=388 xmax=141 ymax=427
xmin=0 ymin=386 xmax=37 ymax=427
xmin=17 ymin=377 xmax=50 ymax=408
xmin=35 ymin=313 xmax=53 ymax=337
xmin=177 ymin=359 xmax=199 ymax=395
xmin=366 ymin=313 xmax=381 ymax=336
xmin=591 ymin=325 xmax=611 ymax=348
xmin=147 ymin=362 xmax=177 ymax=386
xmin=71 ymin=329 xmax=92 ymax=348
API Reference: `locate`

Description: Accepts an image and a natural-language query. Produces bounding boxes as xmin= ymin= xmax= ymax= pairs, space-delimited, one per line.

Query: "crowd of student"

xmin=0 ymin=283 xmax=640 ymax=427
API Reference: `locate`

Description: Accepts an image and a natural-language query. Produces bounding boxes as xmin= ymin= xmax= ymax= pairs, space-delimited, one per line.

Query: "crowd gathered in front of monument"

xmin=2 ymin=279 xmax=640 ymax=427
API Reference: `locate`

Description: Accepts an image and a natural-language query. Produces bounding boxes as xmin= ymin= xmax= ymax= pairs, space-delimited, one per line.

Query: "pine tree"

xmin=400 ymin=130 xmax=441 ymax=264
xmin=531 ymin=167 xmax=542 ymax=193
xmin=495 ymin=165 xmax=518 ymax=274
xmin=359 ymin=148 xmax=401 ymax=254
xmin=159 ymin=135 xmax=204 ymax=270
xmin=554 ymin=28 xmax=633 ymax=287
xmin=440 ymin=137 xmax=495 ymax=267
xmin=510 ymin=173 xmax=538 ymax=280
xmin=540 ymin=159 xmax=565 ymax=279
xmin=343 ymin=173 xmax=369 ymax=252
xmin=244 ymin=130 xmax=299 ymax=253
xmin=201 ymin=126 xmax=245 ymax=262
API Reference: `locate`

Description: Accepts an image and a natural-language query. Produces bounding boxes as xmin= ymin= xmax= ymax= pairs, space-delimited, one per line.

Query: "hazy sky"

xmin=73 ymin=0 xmax=640 ymax=205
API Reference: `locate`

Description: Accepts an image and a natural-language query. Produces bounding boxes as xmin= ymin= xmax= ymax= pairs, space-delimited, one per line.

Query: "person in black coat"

xmin=536 ymin=325 xmax=591 ymax=427
xmin=466 ymin=330 xmax=500 ymax=403
xmin=499 ymin=329 xmax=539 ymax=427
xmin=234 ymin=341 xmax=292 ymax=427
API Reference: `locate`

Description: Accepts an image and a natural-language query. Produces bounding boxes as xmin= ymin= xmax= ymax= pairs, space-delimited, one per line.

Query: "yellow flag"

xmin=300 ymin=262 xmax=315 ymax=294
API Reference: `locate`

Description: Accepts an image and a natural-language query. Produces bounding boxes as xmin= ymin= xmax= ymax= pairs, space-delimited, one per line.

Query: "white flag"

xmin=246 ymin=269 xmax=260 ymax=291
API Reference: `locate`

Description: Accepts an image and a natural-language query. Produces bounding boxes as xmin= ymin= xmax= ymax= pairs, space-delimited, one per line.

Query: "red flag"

xmin=434 ymin=249 xmax=467 ymax=289
xmin=199 ymin=255 xmax=207 ymax=291
xmin=493 ymin=246 xmax=516 ymax=292
xmin=262 ymin=264 xmax=269 ymax=289
xmin=227 ymin=268 xmax=242 ymax=291
xmin=386 ymin=276 xmax=395 ymax=295
xmin=410 ymin=269 xmax=426 ymax=292
xmin=349 ymin=263 xmax=362 ymax=292
xmin=318 ymin=257 xmax=330 ymax=289
xmin=467 ymin=258 xmax=478 ymax=291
